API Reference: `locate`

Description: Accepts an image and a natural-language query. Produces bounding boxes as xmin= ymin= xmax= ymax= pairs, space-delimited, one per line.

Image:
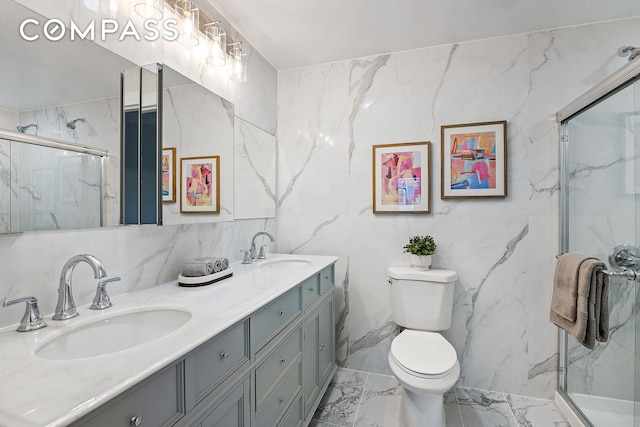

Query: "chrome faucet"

xmin=249 ymin=231 xmax=275 ymax=261
xmin=53 ymin=254 xmax=107 ymax=320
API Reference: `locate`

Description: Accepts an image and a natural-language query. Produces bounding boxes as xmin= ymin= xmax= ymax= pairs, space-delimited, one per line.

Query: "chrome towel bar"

xmin=555 ymin=252 xmax=637 ymax=281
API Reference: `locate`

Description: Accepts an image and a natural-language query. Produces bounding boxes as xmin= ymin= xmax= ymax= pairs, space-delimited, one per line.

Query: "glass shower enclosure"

xmin=558 ymin=59 xmax=640 ymax=426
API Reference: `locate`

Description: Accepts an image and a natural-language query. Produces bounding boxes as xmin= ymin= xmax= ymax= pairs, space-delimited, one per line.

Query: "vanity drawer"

xmin=255 ymin=361 xmax=302 ymax=427
xmin=301 ymin=275 xmax=320 ymax=308
xmin=252 ymin=286 xmax=301 ymax=352
xmin=319 ymin=265 xmax=334 ymax=294
xmin=71 ymin=362 xmax=185 ymax=427
xmin=187 ymin=320 xmax=249 ymax=407
xmin=255 ymin=327 xmax=303 ymax=409
xmin=278 ymin=393 xmax=303 ymax=427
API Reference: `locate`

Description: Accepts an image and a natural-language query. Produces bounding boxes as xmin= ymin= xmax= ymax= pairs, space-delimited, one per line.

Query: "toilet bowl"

xmin=387 ymin=267 xmax=459 ymax=427
xmin=388 ymin=330 xmax=460 ymax=427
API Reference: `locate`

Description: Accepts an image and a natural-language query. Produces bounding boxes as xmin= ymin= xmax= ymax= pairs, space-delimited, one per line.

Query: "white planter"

xmin=410 ymin=255 xmax=432 ymax=270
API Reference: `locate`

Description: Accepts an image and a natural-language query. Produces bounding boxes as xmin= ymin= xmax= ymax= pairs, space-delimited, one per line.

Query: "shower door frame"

xmin=557 ymin=58 xmax=640 ymax=427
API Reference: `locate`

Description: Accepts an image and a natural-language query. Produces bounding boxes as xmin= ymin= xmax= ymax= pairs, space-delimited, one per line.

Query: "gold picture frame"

xmin=180 ymin=155 xmax=220 ymax=213
xmin=372 ymin=141 xmax=431 ymax=214
xmin=441 ymin=120 xmax=507 ymax=199
xmin=162 ymin=147 xmax=176 ymax=202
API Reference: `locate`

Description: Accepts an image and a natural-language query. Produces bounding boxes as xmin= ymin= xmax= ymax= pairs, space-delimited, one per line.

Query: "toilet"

xmin=387 ymin=266 xmax=459 ymax=427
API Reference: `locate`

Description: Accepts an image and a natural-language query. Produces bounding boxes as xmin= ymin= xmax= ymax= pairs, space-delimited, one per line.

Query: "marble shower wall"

xmin=16 ymin=97 xmax=121 ymax=228
xmin=277 ymin=17 xmax=640 ymax=399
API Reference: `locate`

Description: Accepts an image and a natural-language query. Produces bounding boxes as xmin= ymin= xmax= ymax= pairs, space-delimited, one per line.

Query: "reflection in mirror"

xmin=121 ymin=66 xmax=161 ymax=225
xmin=0 ymin=132 xmax=105 ymax=232
xmin=160 ymin=64 xmax=235 ymax=224
xmin=0 ymin=0 xmax=137 ymax=232
xmin=234 ymin=118 xmax=276 ymax=219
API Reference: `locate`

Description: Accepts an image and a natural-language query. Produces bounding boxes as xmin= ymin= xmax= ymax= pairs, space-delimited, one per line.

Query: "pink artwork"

xmin=180 ymin=156 xmax=220 ymax=213
xmin=380 ymin=151 xmax=422 ymax=206
xmin=373 ymin=142 xmax=431 ymax=214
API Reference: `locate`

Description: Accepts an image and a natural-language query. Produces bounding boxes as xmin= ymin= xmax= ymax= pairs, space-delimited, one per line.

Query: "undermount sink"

xmin=36 ymin=307 xmax=191 ymax=360
xmin=261 ymin=257 xmax=312 ymax=269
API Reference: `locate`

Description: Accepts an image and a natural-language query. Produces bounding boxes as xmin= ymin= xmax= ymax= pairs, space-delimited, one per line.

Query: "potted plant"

xmin=403 ymin=235 xmax=436 ymax=270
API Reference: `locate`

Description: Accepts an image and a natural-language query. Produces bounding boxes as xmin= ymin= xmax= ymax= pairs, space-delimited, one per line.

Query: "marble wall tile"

xmin=0 ymin=109 xmax=16 ymax=130
xmin=278 ymin=17 xmax=640 ymax=401
xmin=234 ymin=118 xmax=276 ymax=219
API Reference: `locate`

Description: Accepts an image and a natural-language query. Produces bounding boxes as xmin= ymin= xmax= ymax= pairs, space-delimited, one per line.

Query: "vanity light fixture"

xmin=134 ymin=0 xmax=164 ymax=20
xmin=204 ymin=21 xmax=226 ymax=66
xmin=228 ymin=42 xmax=247 ymax=82
xmin=174 ymin=0 xmax=200 ymax=47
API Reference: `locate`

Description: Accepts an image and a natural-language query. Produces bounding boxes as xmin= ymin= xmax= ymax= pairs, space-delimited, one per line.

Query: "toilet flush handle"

xmin=387 ymin=277 xmax=393 ymax=285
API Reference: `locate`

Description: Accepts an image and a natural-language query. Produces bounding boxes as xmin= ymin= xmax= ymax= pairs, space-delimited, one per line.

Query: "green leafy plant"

xmin=403 ymin=235 xmax=436 ymax=256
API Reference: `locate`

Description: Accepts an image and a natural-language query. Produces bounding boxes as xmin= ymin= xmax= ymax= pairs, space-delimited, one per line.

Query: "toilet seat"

xmin=390 ymin=330 xmax=457 ymax=379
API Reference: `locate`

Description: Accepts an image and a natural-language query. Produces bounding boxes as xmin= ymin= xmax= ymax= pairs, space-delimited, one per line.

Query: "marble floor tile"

xmin=309 ymin=421 xmax=342 ymax=427
xmin=444 ymin=389 xmax=464 ymax=427
xmin=354 ymin=373 xmax=402 ymax=427
xmin=313 ymin=369 xmax=571 ymax=427
xmin=456 ymin=387 xmax=519 ymax=427
xmin=506 ymin=394 xmax=572 ymax=427
xmin=313 ymin=368 xmax=367 ymax=427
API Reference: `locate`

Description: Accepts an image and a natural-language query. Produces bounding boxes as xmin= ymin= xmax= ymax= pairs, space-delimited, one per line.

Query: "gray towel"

xmin=182 ymin=260 xmax=214 ymax=277
xmin=196 ymin=257 xmax=229 ymax=272
xmin=550 ymin=253 xmax=609 ymax=349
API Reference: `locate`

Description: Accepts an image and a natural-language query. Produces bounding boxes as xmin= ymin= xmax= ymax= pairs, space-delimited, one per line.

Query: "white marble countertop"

xmin=0 ymin=254 xmax=337 ymax=427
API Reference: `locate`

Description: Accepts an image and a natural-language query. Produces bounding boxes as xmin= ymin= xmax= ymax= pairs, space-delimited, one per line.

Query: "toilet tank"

xmin=387 ymin=266 xmax=457 ymax=331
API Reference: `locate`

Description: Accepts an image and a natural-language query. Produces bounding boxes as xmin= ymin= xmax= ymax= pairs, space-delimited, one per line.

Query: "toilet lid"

xmin=390 ymin=330 xmax=457 ymax=377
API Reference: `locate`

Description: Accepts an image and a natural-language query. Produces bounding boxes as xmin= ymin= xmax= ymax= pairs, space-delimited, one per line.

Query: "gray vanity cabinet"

xmin=68 ymin=262 xmax=336 ymax=427
xmin=69 ymin=361 xmax=186 ymax=427
xmin=303 ymin=289 xmax=335 ymax=421
xmin=198 ymin=377 xmax=250 ymax=427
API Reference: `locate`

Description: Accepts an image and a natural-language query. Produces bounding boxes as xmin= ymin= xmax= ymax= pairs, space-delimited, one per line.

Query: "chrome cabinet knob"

xmin=320 ymin=344 xmax=325 ymax=351
xmin=278 ymin=397 xmax=285 ymax=404
xmin=279 ymin=310 xmax=284 ymax=316
xmin=279 ymin=357 xmax=286 ymax=364
xmin=220 ymin=352 xmax=230 ymax=360
xmin=130 ymin=415 xmax=143 ymax=426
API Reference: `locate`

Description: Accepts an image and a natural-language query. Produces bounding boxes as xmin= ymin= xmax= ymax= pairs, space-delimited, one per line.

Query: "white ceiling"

xmin=205 ymin=0 xmax=640 ymax=70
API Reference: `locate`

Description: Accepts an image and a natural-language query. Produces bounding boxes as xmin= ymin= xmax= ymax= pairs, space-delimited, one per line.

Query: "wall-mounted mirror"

xmin=161 ymin=64 xmax=235 ymax=224
xmin=234 ymin=118 xmax=276 ymax=219
xmin=0 ymin=0 xmax=137 ymax=233
xmin=121 ymin=64 xmax=236 ymax=225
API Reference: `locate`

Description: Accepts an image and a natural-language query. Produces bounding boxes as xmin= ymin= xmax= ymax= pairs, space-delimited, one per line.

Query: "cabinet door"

xmin=302 ymin=308 xmax=321 ymax=415
xmin=319 ymin=293 xmax=335 ymax=385
xmin=200 ymin=378 xmax=250 ymax=427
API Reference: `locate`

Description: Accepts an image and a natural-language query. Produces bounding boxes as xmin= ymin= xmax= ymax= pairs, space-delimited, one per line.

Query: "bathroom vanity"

xmin=0 ymin=254 xmax=337 ymax=427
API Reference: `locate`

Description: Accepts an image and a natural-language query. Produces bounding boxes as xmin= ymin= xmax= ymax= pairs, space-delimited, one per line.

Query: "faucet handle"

xmin=2 ymin=296 xmax=47 ymax=332
xmin=257 ymin=245 xmax=268 ymax=260
xmin=90 ymin=276 xmax=121 ymax=310
xmin=241 ymin=249 xmax=252 ymax=264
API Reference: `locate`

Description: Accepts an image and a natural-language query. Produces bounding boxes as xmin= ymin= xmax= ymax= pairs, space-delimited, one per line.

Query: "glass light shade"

xmin=229 ymin=46 xmax=247 ymax=82
xmin=205 ymin=24 xmax=226 ymax=66
xmin=174 ymin=0 xmax=200 ymax=47
xmin=134 ymin=0 xmax=163 ymax=20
